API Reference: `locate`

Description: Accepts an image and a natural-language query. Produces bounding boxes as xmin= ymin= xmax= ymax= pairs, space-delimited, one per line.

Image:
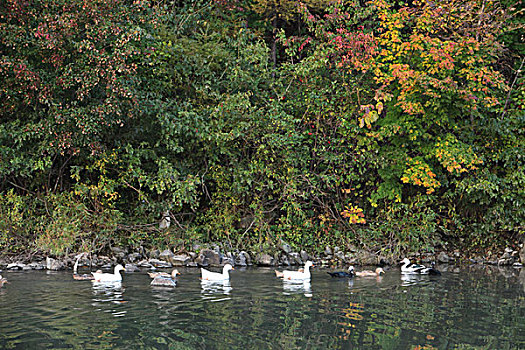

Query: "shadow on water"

xmin=0 ymin=265 xmax=524 ymax=349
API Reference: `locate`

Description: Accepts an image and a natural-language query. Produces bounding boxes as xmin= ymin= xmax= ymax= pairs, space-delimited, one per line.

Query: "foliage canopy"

xmin=0 ymin=0 xmax=523 ymax=257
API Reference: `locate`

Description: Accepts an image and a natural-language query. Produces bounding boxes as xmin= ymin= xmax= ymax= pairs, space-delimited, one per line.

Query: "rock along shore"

xmin=1 ymin=241 xmax=523 ymax=272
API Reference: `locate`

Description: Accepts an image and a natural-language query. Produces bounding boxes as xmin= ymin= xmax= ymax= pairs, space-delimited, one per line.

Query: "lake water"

xmin=0 ymin=265 xmax=524 ymax=349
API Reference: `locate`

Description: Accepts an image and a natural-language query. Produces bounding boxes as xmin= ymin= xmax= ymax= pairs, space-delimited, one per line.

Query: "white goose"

xmin=401 ymin=258 xmax=441 ymax=275
xmin=280 ymin=261 xmax=314 ymax=281
xmin=92 ymin=264 xmax=125 ymax=282
xmin=201 ymin=264 xmax=234 ymax=281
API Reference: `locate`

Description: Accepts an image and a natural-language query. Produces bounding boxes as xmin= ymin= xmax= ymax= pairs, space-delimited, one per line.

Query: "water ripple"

xmin=0 ymin=267 xmax=524 ymax=349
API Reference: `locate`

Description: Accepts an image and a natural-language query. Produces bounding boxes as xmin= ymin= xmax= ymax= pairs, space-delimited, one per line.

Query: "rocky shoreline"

xmin=1 ymin=241 xmax=524 ymax=272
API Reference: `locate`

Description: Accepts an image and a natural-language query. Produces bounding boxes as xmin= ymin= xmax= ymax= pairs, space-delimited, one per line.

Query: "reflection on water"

xmin=400 ymin=273 xmax=427 ymax=286
xmin=520 ymin=269 xmax=525 ymax=293
xmin=91 ymin=281 xmax=127 ymax=318
xmin=282 ymin=280 xmax=312 ymax=297
xmin=0 ymin=266 xmax=524 ymax=349
xmin=91 ymin=280 xmax=124 ymax=293
xmin=200 ymin=279 xmax=232 ymax=295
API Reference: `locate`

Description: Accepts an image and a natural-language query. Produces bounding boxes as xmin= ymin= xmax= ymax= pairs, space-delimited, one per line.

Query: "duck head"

xmin=376 ymin=267 xmax=385 ymax=275
xmin=400 ymin=258 xmax=411 ymax=265
xmin=171 ymin=269 xmax=181 ymax=278
xmin=223 ymin=264 xmax=234 ymax=273
xmin=114 ymin=264 xmax=126 ymax=274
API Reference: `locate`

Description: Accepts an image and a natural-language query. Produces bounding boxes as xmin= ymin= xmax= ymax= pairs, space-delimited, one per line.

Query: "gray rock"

xmin=137 ymin=260 xmax=153 ymax=268
xmin=222 ymin=252 xmax=234 ymax=266
xmin=334 ymin=246 xmax=340 ymax=254
xmin=289 ymin=252 xmax=303 ymax=265
xmin=148 ymin=258 xmax=173 ymax=268
xmin=255 ymin=253 xmax=274 ymax=266
xmin=28 ymin=263 xmax=46 ymax=270
xmin=357 ymin=251 xmax=377 ymax=265
xmin=498 ymin=256 xmax=515 ymax=266
xmin=171 ymin=254 xmax=191 ymax=266
xmin=125 ymin=264 xmax=140 ymax=272
xmin=194 ymin=254 xmax=207 ymax=266
xmin=159 ymin=249 xmax=175 ymax=263
xmin=280 ymin=254 xmax=291 ymax=266
xmin=280 ymin=241 xmax=292 ymax=254
xmin=148 ymin=249 xmax=160 ymax=259
xmin=335 ymin=251 xmax=345 ymax=261
xmin=192 ymin=243 xmax=202 ymax=252
xmin=324 ymin=246 xmax=332 ymax=256
xmin=126 ymin=252 xmax=142 ymax=263
xmin=185 ymin=261 xmax=198 ymax=267
xmin=195 ymin=249 xmax=221 ymax=267
xmin=345 ymin=253 xmax=358 ymax=265
xmin=96 ymin=255 xmax=116 ymax=266
xmin=111 ymin=246 xmax=128 ymax=259
xmin=236 ymin=251 xmax=251 ymax=266
xmin=437 ymin=252 xmax=450 ymax=263
xmin=300 ymin=250 xmax=309 ymax=262
xmin=7 ymin=263 xmax=26 ymax=270
xmin=500 ymin=251 xmax=512 ymax=260
xmin=46 ymin=257 xmax=65 ymax=271
xmin=235 ymin=253 xmax=247 ymax=267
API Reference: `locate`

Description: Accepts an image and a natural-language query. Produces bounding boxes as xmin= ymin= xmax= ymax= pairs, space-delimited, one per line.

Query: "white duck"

xmin=92 ymin=264 xmax=125 ymax=282
xmin=401 ymin=258 xmax=441 ymax=275
xmin=201 ymin=264 xmax=234 ymax=281
xmin=280 ymin=261 xmax=314 ymax=281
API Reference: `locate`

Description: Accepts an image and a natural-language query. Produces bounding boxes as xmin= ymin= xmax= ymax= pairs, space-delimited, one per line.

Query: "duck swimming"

xmin=0 ymin=275 xmax=8 ymax=287
xmin=401 ymin=258 xmax=441 ymax=275
xmin=150 ymin=269 xmax=180 ymax=287
xmin=327 ymin=266 xmax=355 ymax=278
xmin=201 ymin=264 xmax=234 ymax=281
xmin=355 ymin=267 xmax=385 ymax=277
xmin=276 ymin=261 xmax=314 ymax=281
xmin=92 ymin=264 xmax=125 ymax=282
xmin=148 ymin=269 xmax=180 ymax=279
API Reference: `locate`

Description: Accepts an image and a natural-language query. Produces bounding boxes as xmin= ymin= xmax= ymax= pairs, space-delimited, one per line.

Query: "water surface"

xmin=0 ymin=265 xmax=524 ymax=349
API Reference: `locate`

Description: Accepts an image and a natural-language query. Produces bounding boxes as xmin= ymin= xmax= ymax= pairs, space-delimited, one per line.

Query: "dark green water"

xmin=0 ymin=265 xmax=524 ymax=349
